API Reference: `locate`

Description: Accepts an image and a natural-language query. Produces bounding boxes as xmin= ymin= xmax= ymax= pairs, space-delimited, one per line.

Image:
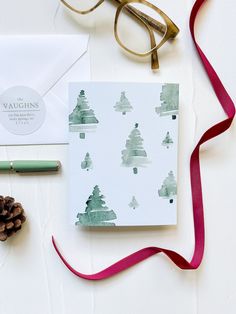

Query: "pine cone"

xmin=0 ymin=196 xmax=26 ymax=241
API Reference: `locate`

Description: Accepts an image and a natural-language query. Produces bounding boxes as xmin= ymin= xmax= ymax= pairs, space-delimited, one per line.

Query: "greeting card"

xmin=69 ymin=82 xmax=179 ymax=226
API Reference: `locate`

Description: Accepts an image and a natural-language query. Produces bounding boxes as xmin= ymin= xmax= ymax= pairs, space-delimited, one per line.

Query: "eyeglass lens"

xmin=116 ymin=3 xmax=166 ymax=55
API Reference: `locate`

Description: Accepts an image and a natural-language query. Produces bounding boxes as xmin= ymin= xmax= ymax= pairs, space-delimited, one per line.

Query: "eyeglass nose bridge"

xmin=60 ymin=0 xmax=105 ymax=14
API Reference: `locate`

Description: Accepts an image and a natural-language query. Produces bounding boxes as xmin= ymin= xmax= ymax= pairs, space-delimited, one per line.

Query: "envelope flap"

xmin=0 ymin=35 xmax=89 ymax=95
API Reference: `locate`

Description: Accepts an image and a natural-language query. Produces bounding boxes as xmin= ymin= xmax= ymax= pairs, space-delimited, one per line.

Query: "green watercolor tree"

xmin=122 ymin=123 xmax=149 ymax=174
xmin=81 ymin=152 xmax=93 ymax=171
xmin=69 ymin=90 xmax=99 ymax=139
xmin=162 ymin=131 xmax=174 ymax=149
xmin=129 ymin=196 xmax=139 ymax=209
xmin=158 ymin=171 xmax=177 ymax=203
xmin=155 ymin=84 xmax=179 ymax=120
xmin=76 ymin=185 xmax=117 ymax=226
xmin=114 ymin=91 xmax=133 ymax=115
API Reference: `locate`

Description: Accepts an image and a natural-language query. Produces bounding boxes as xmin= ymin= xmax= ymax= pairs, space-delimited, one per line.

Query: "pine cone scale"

xmin=12 ymin=207 xmax=22 ymax=218
xmin=5 ymin=213 xmax=14 ymax=221
xmin=21 ymin=215 xmax=26 ymax=224
xmin=0 ymin=222 xmax=5 ymax=232
xmin=6 ymin=221 xmax=14 ymax=230
xmin=0 ymin=232 xmax=7 ymax=242
xmin=0 ymin=210 xmax=8 ymax=217
xmin=14 ymin=219 xmax=22 ymax=229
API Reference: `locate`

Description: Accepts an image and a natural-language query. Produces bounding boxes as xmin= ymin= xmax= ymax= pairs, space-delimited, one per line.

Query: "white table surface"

xmin=0 ymin=1 xmax=236 ymax=313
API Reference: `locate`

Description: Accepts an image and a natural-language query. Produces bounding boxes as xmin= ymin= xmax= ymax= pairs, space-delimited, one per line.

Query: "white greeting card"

xmin=69 ymin=82 xmax=179 ymax=226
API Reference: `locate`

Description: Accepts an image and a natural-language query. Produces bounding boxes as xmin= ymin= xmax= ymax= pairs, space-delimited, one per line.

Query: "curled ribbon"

xmin=52 ymin=0 xmax=235 ymax=280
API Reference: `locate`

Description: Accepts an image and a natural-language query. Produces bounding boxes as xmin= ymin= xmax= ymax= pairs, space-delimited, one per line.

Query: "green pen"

xmin=0 ymin=160 xmax=61 ymax=173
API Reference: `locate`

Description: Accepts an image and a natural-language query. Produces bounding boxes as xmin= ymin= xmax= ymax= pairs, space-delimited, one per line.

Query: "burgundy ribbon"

xmin=52 ymin=0 xmax=235 ymax=280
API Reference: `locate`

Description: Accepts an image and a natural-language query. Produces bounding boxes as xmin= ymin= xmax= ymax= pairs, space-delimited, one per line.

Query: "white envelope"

xmin=0 ymin=34 xmax=90 ymax=145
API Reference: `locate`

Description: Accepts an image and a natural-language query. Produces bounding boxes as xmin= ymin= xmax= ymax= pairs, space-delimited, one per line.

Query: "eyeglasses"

xmin=60 ymin=0 xmax=180 ymax=70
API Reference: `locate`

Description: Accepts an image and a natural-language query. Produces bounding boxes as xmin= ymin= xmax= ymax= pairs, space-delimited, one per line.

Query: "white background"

xmin=0 ymin=0 xmax=235 ymax=314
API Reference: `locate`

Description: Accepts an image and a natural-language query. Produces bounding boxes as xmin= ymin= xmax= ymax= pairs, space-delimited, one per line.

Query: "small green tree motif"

xmin=162 ymin=132 xmax=174 ymax=149
xmin=129 ymin=196 xmax=139 ymax=209
xmin=155 ymin=84 xmax=179 ymax=119
xmin=114 ymin=91 xmax=133 ymax=115
xmin=81 ymin=152 xmax=93 ymax=171
xmin=158 ymin=171 xmax=177 ymax=203
xmin=76 ymin=185 xmax=117 ymax=226
xmin=69 ymin=90 xmax=99 ymax=139
xmin=122 ymin=123 xmax=149 ymax=174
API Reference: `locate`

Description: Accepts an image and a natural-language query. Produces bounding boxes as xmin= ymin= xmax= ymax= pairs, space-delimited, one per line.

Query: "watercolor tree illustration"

xmin=76 ymin=185 xmax=117 ymax=226
xmin=129 ymin=196 xmax=139 ymax=209
xmin=158 ymin=171 xmax=177 ymax=203
xmin=162 ymin=131 xmax=174 ymax=149
xmin=114 ymin=91 xmax=133 ymax=115
xmin=81 ymin=152 xmax=93 ymax=171
xmin=121 ymin=123 xmax=149 ymax=174
xmin=155 ymin=84 xmax=179 ymax=120
xmin=69 ymin=90 xmax=99 ymax=139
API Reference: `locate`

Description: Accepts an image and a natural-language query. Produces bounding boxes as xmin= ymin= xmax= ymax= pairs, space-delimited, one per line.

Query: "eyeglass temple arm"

xmin=137 ymin=9 xmax=179 ymax=38
xmin=151 ymin=46 xmax=159 ymax=70
xmin=112 ymin=0 xmax=173 ymax=37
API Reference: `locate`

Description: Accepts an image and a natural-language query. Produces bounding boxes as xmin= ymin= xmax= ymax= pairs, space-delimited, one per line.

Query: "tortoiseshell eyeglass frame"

xmin=60 ymin=0 xmax=179 ymax=70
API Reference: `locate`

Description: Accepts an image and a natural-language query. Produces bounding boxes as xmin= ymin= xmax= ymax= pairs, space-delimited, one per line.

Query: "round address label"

xmin=0 ymin=86 xmax=46 ymax=135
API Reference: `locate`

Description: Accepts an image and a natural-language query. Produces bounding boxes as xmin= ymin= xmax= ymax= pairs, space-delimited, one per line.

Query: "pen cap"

xmin=13 ymin=160 xmax=61 ymax=172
